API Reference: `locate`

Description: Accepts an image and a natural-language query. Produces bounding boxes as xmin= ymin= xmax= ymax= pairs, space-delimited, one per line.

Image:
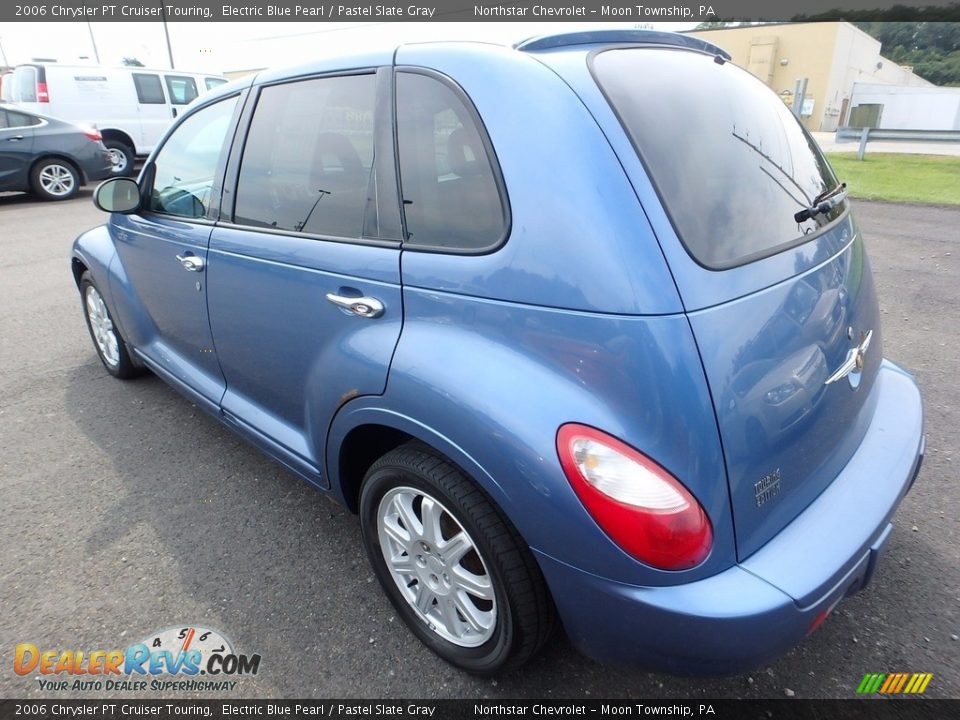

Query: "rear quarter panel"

xmin=329 ymin=290 xmax=735 ymax=586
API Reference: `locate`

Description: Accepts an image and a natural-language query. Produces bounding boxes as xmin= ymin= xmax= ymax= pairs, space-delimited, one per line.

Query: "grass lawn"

xmin=825 ymin=152 xmax=960 ymax=206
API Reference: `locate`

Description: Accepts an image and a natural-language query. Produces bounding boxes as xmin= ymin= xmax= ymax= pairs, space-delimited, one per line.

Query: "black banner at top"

xmin=2 ymin=0 xmax=959 ymax=23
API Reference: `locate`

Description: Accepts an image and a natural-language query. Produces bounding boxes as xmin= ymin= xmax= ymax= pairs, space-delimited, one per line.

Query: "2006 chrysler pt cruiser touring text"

xmin=72 ymin=30 xmax=925 ymax=674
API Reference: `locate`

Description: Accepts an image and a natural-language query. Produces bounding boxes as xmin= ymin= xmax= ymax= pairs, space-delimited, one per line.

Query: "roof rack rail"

xmin=514 ymin=30 xmax=731 ymax=60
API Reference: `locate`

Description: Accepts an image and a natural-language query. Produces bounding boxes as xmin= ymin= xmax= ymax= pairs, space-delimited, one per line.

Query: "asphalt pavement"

xmin=0 ymin=190 xmax=957 ymax=699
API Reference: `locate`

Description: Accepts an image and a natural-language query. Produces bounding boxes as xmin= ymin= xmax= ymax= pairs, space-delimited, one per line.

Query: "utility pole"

xmin=87 ymin=22 xmax=101 ymax=63
xmin=0 ymin=36 xmax=9 ymax=67
xmin=160 ymin=3 xmax=175 ymax=68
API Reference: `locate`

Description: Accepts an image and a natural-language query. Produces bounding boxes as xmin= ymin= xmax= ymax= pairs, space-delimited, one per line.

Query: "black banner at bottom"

xmin=0 ymin=700 xmax=957 ymax=720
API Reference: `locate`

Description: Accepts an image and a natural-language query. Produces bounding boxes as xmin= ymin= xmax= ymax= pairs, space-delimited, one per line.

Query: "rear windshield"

xmin=15 ymin=66 xmax=38 ymax=102
xmin=592 ymin=47 xmax=844 ymax=269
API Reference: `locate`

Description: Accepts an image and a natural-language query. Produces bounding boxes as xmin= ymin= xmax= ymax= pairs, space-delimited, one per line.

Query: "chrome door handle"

xmin=176 ymin=254 xmax=205 ymax=272
xmin=7 ymin=135 xmax=24 ymax=142
xmin=325 ymin=293 xmax=384 ymax=318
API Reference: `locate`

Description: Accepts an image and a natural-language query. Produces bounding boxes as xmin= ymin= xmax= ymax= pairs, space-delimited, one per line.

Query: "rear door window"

xmin=133 ymin=73 xmax=166 ymax=104
xmin=15 ymin=66 xmax=37 ymax=102
xmin=164 ymin=75 xmax=199 ymax=105
xmin=205 ymin=78 xmax=228 ymax=91
xmin=0 ymin=73 xmax=14 ymax=102
xmin=592 ymin=48 xmax=844 ymax=269
xmin=395 ymin=71 xmax=506 ymax=251
xmin=233 ymin=74 xmax=376 ymax=239
xmin=4 ymin=110 xmax=38 ymax=128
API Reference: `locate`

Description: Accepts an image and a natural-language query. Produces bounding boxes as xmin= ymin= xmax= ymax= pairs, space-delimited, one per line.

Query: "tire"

xmin=30 ymin=158 xmax=80 ymax=200
xmin=360 ymin=442 xmax=555 ymax=674
xmin=104 ymin=140 xmax=136 ymax=177
xmin=79 ymin=272 xmax=141 ymax=379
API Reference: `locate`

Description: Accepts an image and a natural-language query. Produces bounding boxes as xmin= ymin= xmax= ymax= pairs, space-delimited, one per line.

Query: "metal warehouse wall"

xmin=688 ymin=22 xmax=932 ymax=132
xmin=850 ymin=82 xmax=960 ymax=130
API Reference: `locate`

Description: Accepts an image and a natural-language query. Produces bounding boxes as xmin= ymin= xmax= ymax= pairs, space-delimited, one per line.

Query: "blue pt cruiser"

xmin=72 ymin=30 xmax=925 ymax=674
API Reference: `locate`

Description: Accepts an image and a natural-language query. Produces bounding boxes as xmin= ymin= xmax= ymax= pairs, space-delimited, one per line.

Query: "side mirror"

xmin=93 ymin=177 xmax=141 ymax=214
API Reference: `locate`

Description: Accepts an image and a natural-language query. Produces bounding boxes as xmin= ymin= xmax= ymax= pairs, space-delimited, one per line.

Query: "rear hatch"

xmin=591 ymin=46 xmax=883 ymax=560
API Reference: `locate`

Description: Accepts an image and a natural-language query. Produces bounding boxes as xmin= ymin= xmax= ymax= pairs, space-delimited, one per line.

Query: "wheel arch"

xmin=71 ymin=256 xmax=89 ymax=288
xmin=327 ymin=408 xmax=517 ymax=522
xmin=334 ymin=422 xmax=417 ymax=513
xmin=99 ymin=128 xmax=137 ymax=154
xmin=30 ymin=154 xmax=84 ymax=184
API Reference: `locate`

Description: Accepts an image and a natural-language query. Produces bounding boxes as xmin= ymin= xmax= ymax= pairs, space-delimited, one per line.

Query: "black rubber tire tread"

xmin=361 ymin=440 xmax=556 ymax=674
xmin=79 ymin=271 xmax=143 ymax=380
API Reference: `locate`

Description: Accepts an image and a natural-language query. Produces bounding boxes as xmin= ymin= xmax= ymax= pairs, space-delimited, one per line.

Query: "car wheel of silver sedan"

xmin=360 ymin=442 xmax=556 ymax=674
xmin=31 ymin=159 xmax=80 ymax=200
xmin=79 ymin=271 xmax=142 ymax=379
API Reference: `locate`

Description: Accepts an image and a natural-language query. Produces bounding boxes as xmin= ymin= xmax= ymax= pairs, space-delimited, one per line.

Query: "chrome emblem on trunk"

xmin=754 ymin=468 xmax=782 ymax=508
xmin=825 ymin=329 xmax=873 ymax=390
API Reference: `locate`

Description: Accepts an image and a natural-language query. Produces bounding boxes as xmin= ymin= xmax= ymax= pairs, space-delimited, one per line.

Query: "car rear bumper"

xmin=78 ymin=144 xmax=114 ymax=183
xmin=537 ymin=360 xmax=923 ymax=674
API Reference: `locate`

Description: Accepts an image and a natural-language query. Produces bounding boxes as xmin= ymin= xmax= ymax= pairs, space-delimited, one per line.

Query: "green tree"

xmin=855 ymin=21 xmax=960 ymax=86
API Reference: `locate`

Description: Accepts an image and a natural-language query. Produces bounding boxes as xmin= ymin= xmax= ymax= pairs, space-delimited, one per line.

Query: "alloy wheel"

xmin=85 ymin=286 xmax=120 ymax=368
xmin=38 ymin=163 xmax=76 ymax=197
xmin=376 ymin=486 xmax=497 ymax=647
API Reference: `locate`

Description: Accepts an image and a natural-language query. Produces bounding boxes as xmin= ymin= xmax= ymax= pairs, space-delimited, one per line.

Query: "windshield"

xmin=592 ymin=47 xmax=844 ymax=269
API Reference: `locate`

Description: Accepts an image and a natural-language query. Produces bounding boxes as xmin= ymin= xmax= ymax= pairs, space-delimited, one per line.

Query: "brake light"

xmin=557 ymin=424 xmax=712 ymax=570
xmin=36 ymin=82 xmax=49 ymax=102
xmin=83 ymin=128 xmax=102 ymax=143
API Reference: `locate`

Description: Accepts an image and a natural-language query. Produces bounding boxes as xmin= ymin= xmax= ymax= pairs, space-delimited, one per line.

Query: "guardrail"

xmin=835 ymin=127 xmax=960 ymax=160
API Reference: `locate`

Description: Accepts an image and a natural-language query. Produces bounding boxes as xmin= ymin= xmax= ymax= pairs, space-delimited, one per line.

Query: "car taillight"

xmin=37 ymin=82 xmax=49 ymax=102
xmin=83 ymin=128 xmax=102 ymax=143
xmin=557 ymin=423 xmax=712 ymax=570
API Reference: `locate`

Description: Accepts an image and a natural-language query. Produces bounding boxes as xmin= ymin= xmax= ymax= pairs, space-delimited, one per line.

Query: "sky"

xmin=0 ymin=21 xmax=698 ymax=74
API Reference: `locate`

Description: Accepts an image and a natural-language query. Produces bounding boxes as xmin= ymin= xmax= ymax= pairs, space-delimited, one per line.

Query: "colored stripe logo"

xmin=857 ymin=672 xmax=933 ymax=694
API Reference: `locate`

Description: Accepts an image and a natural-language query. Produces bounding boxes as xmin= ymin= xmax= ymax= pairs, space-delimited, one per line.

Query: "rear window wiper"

xmin=794 ymin=183 xmax=847 ymax=223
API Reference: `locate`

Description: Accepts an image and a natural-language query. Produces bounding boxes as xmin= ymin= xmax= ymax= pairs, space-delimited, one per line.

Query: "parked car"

xmin=0 ymin=103 xmax=112 ymax=200
xmin=9 ymin=63 xmax=227 ymax=176
xmin=72 ymin=30 xmax=925 ymax=675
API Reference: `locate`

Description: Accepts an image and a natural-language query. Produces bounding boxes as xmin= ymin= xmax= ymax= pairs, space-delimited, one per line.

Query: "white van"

xmin=10 ymin=63 xmax=227 ymax=175
xmin=0 ymin=72 xmax=14 ymax=102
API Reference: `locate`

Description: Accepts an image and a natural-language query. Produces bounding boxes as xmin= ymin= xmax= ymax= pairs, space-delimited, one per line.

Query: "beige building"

xmin=687 ymin=22 xmax=933 ymax=132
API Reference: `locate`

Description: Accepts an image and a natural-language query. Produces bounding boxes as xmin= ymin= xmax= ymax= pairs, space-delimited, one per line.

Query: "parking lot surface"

xmin=1 ymin=191 xmax=957 ymax=699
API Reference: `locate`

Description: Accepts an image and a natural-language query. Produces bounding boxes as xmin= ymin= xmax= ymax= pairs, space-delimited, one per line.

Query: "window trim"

xmin=13 ymin=65 xmax=41 ymax=103
xmin=212 ymin=220 xmax=401 ymax=249
xmin=0 ymin=111 xmax=45 ymax=131
xmin=587 ymin=45 xmax=847 ymax=272
xmin=139 ymin=90 xmax=246 ymax=224
xmin=222 ymin=67 xmax=402 ymax=248
xmin=393 ymin=66 xmax=512 ymax=256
